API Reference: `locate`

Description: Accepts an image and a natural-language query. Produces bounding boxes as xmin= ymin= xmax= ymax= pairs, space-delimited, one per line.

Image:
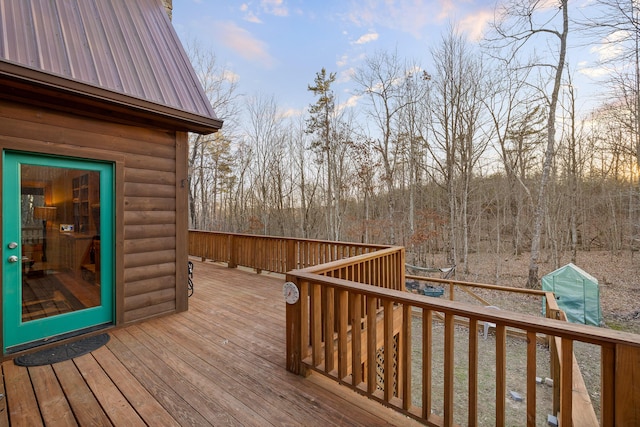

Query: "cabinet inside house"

xmin=72 ymin=173 xmax=96 ymax=234
xmin=69 ymin=172 xmax=100 ymax=283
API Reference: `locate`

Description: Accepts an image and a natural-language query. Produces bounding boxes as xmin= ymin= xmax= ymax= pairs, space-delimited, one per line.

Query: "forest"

xmin=185 ymin=0 xmax=640 ymax=288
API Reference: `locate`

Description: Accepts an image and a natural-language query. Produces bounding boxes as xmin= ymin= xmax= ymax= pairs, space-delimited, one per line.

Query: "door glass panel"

xmin=21 ymin=165 xmax=101 ymax=322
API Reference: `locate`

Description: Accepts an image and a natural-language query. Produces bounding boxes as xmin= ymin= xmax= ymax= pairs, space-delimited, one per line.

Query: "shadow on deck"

xmin=1 ymin=259 xmax=420 ymax=426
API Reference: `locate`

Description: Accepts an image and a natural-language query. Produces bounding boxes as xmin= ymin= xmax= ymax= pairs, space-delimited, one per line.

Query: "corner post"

xmin=614 ymin=344 xmax=640 ymax=425
xmin=285 ymin=274 xmax=304 ymax=375
xmin=175 ymin=131 xmax=189 ymax=312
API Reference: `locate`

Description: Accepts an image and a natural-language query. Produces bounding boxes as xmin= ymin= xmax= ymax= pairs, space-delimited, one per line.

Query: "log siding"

xmin=0 ymin=99 xmax=187 ymax=337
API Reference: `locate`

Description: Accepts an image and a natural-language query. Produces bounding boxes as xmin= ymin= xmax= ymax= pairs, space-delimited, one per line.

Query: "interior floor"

xmin=21 ymin=269 xmax=100 ymax=322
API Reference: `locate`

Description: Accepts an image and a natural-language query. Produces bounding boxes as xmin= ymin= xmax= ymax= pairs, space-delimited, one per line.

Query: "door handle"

xmin=7 ymin=256 xmax=18 ymax=263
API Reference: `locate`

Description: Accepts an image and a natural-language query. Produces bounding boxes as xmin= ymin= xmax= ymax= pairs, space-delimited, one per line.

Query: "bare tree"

xmin=584 ymin=0 xmax=639 ymax=161
xmin=289 ymin=116 xmax=321 ymax=238
xmin=225 ymin=139 xmax=252 ymax=232
xmin=492 ymin=0 xmax=569 ymax=288
xmin=560 ymin=70 xmax=583 ymax=263
xmin=584 ymin=0 xmax=640 ymax=251
xmin=244 ymin=94 xmax=288 ymax=235
xmin=482 ymin=55 xmax=545 ymax=258
xmin=427 ymin=28 xmax=488 ymax=272
xmin=353 ymin=50 xmax=420 ymax=245
xmin=307 ymin=69 xmax=341 ymax=240
xmin=184 ymin=40 xmax=239 ymax=230
xmin=349 ymin=136 xmax=380 ymax=244
xmin=398 ymin=65 xmax=431 ymax=250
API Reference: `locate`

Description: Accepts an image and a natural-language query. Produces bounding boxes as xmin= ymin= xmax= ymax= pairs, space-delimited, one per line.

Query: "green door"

xmin=2 ymin=151 xmax=114 ymax=353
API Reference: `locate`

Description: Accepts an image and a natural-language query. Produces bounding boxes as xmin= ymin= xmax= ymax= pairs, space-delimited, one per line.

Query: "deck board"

xmin=3 ymin=361 xmax=43 ymax=427
xmin=29 ymin=364 xmax=77 ymax=427
xmin=73 ymin=353 xmax=146 ymax=426
xmin=91 ymin=345 xmax=180 ymax=426
xmin=2 ymin=260 xmax=421 ymax=426
xmin=0 ymin=361 xmax=8 ymax=427
xmin=53 ymin=359 xmax=113 ymax=426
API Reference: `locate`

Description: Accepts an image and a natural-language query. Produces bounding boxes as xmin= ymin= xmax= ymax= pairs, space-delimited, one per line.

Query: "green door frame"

xmin=2 ymin=151 xmax=114 ymax=353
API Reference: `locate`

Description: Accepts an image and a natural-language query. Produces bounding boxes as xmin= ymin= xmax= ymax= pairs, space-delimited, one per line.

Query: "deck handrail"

xmin=285 ymin=268 xmax=640 ymax=426
xmin=188 ymin=230 xmax=389 ymax=273
xmin=188 ymin=230 xmax=640 ymax=426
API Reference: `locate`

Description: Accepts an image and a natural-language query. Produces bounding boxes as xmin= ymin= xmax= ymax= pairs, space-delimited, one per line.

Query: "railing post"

xmin=200 ymin=231 xmax=205 ymax=262
xmin=614 ymin=344 xmax=640 ymax=425
xmin=227 ymin=234 xmax=237 ymax=268
xmin=287 ymin=239 xmax=296 ymax=272
xmin=601 ymin=345 xmax=615 ymax=427
xmin=285 ymin=275 xmax=304 ymax=375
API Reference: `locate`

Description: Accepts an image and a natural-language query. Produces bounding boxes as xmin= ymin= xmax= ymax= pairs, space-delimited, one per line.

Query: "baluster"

xmin=527 ymin=331 xmax=537 ymax=426
xmin=367 ymin=296 xmax=377 ymax=395
xmin=496 ymin=324 xmax=507 ymax=427
xmin=337 ymin=289 xmax=348 ymax=380
xmin=324 ymin=286 xmax=335 ymax=374
xmin=311 ymin=283 xmax=322 ymax=367
xmin=383 ymin=299 xmax=394 ymax=402
xmin=402 ymin=304 xmax=412 ymax=410
xmin=351 ymin=293 xmax=363 ymax=387
xmin=423 ymin=309 xmax=433 ymax=420
xmin=443 ymin=312 xmax=455 ymax=427
xmin=468 ymin=318 xmax=478 ymax=427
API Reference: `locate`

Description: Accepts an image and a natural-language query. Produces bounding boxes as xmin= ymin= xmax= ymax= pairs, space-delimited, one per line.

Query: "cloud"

xmin=198 ymin=68 xmax=241 ymax=90
xmin=338 ymin=94 xmax=361 ymax=111
xmin=240 ymin=3 xmax=262 ymax=23
xmin=345 ymin=0 xmax=494 ymax=41
xmin=346 ymin=0 xmax=434 ymax=38
xmin=244 ymin=12 xmax=262 ymax=23
xmin=214 ymin=21 xmax=275 ymax=68
xmin=336 ymin=54 xmax=349 ymax=67
xmin=354 ymin=32 xmax=379 ymax=45
xmin=261 ymin=0 xmax=288 ymax=17
xmin=222 ymin=69 xmax=240 ymax=84
xmin=240 ymin=0 xmax=289 ymax=23
xmin=538 ymin=0 xmax=563 ymax=10
xmin=578 ymin=64 xmax=614 ymax=79
xmin=458 ymin=10 xmax=493 ymax=41
xmin=337 ymin=67 xmax=355 ymax=83
xmin=436 ymin=0 xmax=456 ymax=22
xmin=590 ymin=30 xmax=628 ymax=62
xmin=281 ymin=107 xmax=304 ymax=118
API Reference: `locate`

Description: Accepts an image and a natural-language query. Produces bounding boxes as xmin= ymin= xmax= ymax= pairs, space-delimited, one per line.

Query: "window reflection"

xmin=20 ymin=166 xmax=101 ymax=322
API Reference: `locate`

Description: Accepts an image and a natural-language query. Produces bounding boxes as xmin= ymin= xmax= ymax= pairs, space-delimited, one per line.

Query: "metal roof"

xmin=0 ymin=0 xmax=222 ymax=134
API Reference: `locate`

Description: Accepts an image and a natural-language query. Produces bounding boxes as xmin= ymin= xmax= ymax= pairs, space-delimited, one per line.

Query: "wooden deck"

xmin=0 ymin=260 xmax=421 ymax=426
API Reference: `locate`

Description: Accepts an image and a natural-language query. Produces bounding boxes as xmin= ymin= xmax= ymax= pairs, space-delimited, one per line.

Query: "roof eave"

xmin=0 ymin=61 xmax=223 ymax=135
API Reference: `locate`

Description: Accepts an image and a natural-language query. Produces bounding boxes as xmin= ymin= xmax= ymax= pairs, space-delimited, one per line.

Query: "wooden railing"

xmin=189 ymin=230 xmax=388 ymax=274
xmin=545 ymin=293 xmax=601 ymax=426
xmin=407 ymin=272 xmax=604 ymax=424
xmin=188 ymin=231 xmax=640 ymax=426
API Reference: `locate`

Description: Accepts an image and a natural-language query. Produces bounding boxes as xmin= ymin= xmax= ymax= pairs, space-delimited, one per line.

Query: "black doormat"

xmin=14 ymin=333 xmax=110 ymax=367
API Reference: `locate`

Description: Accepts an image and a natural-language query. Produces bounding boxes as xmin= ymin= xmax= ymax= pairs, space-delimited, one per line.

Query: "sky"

xmin=172 ymin=0 xmax=608 ymax=122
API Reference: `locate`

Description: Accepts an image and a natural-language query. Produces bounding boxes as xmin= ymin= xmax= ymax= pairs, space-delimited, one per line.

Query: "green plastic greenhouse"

xmin=542 ymin=263 xmax=602 ymax=326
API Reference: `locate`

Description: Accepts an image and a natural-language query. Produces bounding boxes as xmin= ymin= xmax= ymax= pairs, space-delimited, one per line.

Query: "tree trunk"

xmin=527 ymin=0 xmax=569 ymax=288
